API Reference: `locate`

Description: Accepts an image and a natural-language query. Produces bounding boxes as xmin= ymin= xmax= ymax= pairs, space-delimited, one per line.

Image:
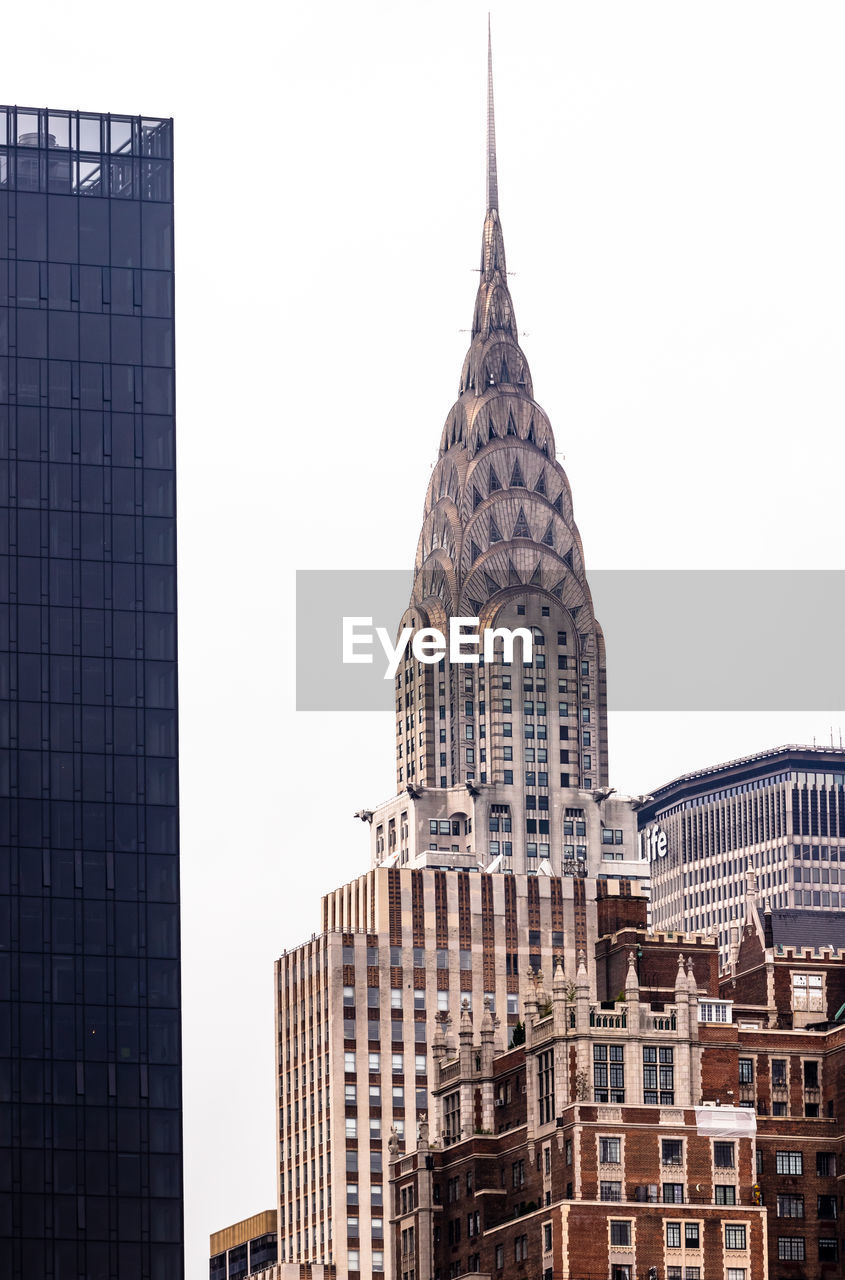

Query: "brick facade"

xmin=391 ymin=929 xmax=845 ymax=1280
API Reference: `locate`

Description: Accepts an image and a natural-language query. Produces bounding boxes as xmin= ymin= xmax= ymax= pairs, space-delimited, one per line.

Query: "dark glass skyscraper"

xmin=0 ymin=108 xmax=182 ymax=1278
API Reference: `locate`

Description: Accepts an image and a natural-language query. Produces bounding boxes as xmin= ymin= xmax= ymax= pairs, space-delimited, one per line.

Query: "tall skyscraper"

xmin=270 ymin=35 xmax=648 ymax=1280
xmin=0 ymin=108 xmax=182 ymax=1278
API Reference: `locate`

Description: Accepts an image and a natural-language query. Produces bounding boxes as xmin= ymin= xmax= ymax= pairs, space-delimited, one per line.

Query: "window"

xmin=594 ymin=1044 xmax=624 ymax=1103
xmin=666 ymin=1223 xmax=681 ymax=1249
xmin=512 ymin=1160 xmax=525 ymax=1189
xmin=791 ymin=972 xmax=823 ymax=1011
xmin=443 ymin=1092 xmax=461 ymax=1146
xmin=345 ymin=1052 xmax=356 ymax=1072
xmin=345 ymin=1084 xmax=356 ymax=1103
xmin=661 ymin=1139 xmax=682 ymax=1166
xmin=663 ymin=1184 xmax=683 ymax=1204
xmin=369 ymin=1052 xmax=380 ymax=1073
xmin=392 ymin=1053 xmax=403 ymax=1073
xmin=495 ymin=1244 xmax=504 ymax=1270
xmin=609 ymin=1221 xmax=631 ymax=1247
xmin=817 ymin=1152 xmax=836 ymax=1176
xmin=714 ymin=1184 xmax=736 ymax=1206
xmin=819 ymin=1239 xmax=838 ymax=1262
xmin=601 ymin=1181 xmax=622 ymax=1202
xmin=725 ymin=1225 xmax=746 ymax=1250
xmin=543 ymin=1223 xmax=552 ymax=1252
xmin=775 ymin=1151 xmax=802 ymax=1175
xmin=643 ymin=1045 xmax=674 ymax=1104
xmin=600 ymin=1137 xmax=621 ymax=1164
xmin=771 ymin=1058 xmax=786 ymax=1087
xmin=777 ymin=1238 xmax=805 ymax=1261
xmin=685 ymin=1224 xmax=700 ymax=1248
xmin=776 ymin=1194 xmax=804 ymax=1218
xmin=345 ymin=1118 xmax=357 ymax=1138
xmin=698 ymin=1001 xmax=730 ymax=1023
xmin=817 ymin=1194 xmax=837 ymax=1219
xmin=514 ymin=1234 xmax=528 ymax=1262
xmin=738 ymin=1058 xmax=753 ymax=1084
xmin=713 ymin=1142 xmax=734 ymax=1169
xmin=727 ymin=1272 xmax=746 ymax=1280
xmin=348 ymin=1250 xmax=360 ymax=1271
xmin=538 ymin=1050 xmax=554 ymax=1125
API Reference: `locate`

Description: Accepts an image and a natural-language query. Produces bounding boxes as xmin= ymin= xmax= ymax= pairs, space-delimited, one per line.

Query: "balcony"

xmin=590 ymin=1006 xmax=627 ymax=1030
xmin=531 ymin=1016 xmax=555 ymax=1046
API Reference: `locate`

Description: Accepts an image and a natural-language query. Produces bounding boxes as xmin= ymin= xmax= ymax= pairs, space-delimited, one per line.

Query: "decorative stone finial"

xmin=686 ymin=955 xmax=698 ymax=996
xmin=625 ymin=949 xmax=639 ymax=994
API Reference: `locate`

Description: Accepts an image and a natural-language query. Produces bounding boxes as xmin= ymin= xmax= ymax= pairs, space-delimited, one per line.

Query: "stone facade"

xmin=276 ymin=868 xmax=652 ymax=1274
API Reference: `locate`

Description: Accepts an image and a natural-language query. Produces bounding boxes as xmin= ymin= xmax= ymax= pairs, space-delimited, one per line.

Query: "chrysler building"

xmin=269 ymin=30 xmax=648 ymax=1279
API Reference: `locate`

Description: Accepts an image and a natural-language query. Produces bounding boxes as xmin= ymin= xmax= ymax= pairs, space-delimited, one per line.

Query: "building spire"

xmin=487 ymin=15 xmax=498 ymax=213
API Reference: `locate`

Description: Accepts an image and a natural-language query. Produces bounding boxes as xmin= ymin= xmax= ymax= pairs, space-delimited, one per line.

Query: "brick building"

xmin=391 ymin=923 xmax=845 ymax=1280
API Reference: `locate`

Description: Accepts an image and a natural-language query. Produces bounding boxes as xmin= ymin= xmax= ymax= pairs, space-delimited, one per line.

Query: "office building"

xmin=268 ymin=33 xmax=649 ymax=1279
xmin=641 ymin=744 xmax=845 ymax=964
xmin=210 ymin=1212 xmax=279 ymax=1280
xmin=0 ymin=107 xmax=182 ymax=1278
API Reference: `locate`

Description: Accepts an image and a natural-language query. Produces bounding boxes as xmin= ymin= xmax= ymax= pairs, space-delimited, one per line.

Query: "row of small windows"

xmin=778 ymin=1238 xmax=839 ymax=1262
xmin=610 ymin=1221 xmax=745 ymax=1249
xmin=343 ymin=1052 xmax=427 ymax=1078
xmin=664 ymin=769 xmax=833 ymax=815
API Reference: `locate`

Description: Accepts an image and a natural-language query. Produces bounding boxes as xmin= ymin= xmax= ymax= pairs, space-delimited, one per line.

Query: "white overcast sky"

xmin=7 ymin=2 xmax=845 ymax=1275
